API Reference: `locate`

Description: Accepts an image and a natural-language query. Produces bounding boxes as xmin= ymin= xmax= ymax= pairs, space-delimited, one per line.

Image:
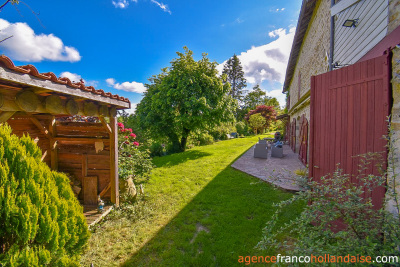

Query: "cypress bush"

xmin=0 ymin=124 xmax=89 ymax=266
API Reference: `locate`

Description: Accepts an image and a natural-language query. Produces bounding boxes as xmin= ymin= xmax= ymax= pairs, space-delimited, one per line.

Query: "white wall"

xmin=333 ymin=0 xmax=389 ymax=66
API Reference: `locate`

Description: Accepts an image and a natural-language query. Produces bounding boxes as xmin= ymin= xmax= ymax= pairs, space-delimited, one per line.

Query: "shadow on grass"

xmin=121 ymin=165 xmax=303 ymax=267
xmin=153 ymin=150 xmax=212 ymax=168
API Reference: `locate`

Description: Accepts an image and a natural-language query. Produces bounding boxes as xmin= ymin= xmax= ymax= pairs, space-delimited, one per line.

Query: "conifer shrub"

xmin=0 ymin=124 xmax=89 ymax=266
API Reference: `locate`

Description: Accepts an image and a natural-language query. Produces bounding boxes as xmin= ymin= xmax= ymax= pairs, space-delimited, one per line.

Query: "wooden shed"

xmin=0 ymin=55 xmax=130 ymax=207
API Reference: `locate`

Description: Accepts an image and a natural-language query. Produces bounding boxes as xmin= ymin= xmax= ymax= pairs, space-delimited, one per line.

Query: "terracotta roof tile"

xmin=0 ymin=55 xmax=130 ymax=104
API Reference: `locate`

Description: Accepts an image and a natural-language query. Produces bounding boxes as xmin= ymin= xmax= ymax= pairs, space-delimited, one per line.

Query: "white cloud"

xmin=125 ymin=103 xmax=137 ymax=114
xmin=218 ymin=27 xmax=296 ymax=107
xmin=60 ymin=71 xmax=98 ymax=87
xmin=60 ymin=72 xmax=82 ymax=83
xmin=107 ymin=78 xmax=146 ymax=93
xmin=235 ymin=18 xmax=244 ymax=24
xmin=270 ymin=8 xmax=285 ymax=13
xmin=113 ymin=0 xmax=171 ymax=13
xmin=112 ymin=0 xmax=137 ymax=8
xmin=106 ymin=78 xmax=116 ymax=86
xmin=0 ymin=19 xmax=81 ymax=62
xmin=268 ymin=28 xmax=286 ymax=38
xmin=219 ymin=27 xmax=295 ymax=85
xmin=267 ymin=89 xmax=286 ymax=108
xmin=150 ymin=0 xmax=171 ymax=14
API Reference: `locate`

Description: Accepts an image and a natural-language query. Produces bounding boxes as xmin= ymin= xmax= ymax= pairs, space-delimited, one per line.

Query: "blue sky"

xmin=0 ymin=0 xmax=301 ymax=112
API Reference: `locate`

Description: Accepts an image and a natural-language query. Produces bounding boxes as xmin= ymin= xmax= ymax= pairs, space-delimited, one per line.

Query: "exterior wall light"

xmin=343 ymin=19 xmax=358 ymax=27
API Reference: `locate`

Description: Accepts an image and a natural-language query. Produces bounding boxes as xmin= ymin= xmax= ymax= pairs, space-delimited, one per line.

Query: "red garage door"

xmin=309 ymin=53 xmax=391 ymax=210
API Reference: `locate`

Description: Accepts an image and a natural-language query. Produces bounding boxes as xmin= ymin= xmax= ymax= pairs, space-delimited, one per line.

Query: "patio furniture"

xmin=254 ymin=143 xmax=268 ymax=158
xmin=271 ymin=146 xmax=283 ymax=158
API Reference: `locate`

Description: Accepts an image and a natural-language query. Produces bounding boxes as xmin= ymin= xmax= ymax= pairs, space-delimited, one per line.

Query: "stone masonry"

xmin=388 ymin=46 xmax=400 ymax=214
xmin=288 ymin=0 xmax=330 ymax=153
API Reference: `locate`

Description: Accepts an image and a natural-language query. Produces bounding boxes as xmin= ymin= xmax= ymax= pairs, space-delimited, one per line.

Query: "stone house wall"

xmin=288 ymin=0 xmax=330 ymax=108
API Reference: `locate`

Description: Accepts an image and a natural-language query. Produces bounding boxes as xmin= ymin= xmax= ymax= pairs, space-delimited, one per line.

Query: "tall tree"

xmin=245 ymin=105 xmax=277 ymax=132
xmin=136 ymin=47 xmax=236 ymax=152
xmin=0 ymin=0 xmax=18 ymax=11
xmin=222 ymin=54 xmax=247 ymax=101
xmin=238 ymin=84 xmax=281 ymax=120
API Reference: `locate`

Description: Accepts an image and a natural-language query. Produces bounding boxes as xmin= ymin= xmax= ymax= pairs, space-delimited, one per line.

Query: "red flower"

xmin=128 ymin=155 xmax=131 ymax=157
xmin=133 ymin=141 xmax=139 ymax=146
xmin=124 ymin=136 xmax=129 ymax=139
xmin=117 ymin=122 xmax=124 ymax=128
xmin=130 ymin=133 xmax=136 ymax=138
xmin=127 ymin=128 xmax=133 ymax=133
xmin=125 ymin=141 xmax=130 ymax=144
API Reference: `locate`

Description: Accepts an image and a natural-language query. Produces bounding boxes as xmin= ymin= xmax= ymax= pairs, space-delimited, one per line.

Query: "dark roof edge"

xmin=282 ymin=0 xmax=318 ymax=93
xmin=0 ymin=55 xmax=131 ymax=108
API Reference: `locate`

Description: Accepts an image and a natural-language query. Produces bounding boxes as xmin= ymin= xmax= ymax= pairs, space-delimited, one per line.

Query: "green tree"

xmin=222 ymin=54 xmax=247 ymax=101
xmin=0 ymin=124 xmax=89 ymax=266
xmin=238 ymin=84 xmax=281 ymax=120
xmin=136 ymin=47 xmax=236 ymax=153
xmin=248 ymin=113 xmax=266 ymax=135
xmin=0 ymin=0 xmax=19 ymax=11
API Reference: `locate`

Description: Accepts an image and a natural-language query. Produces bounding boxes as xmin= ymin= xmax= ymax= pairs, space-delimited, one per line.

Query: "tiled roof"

xmin=0 ymin=55 xmax=130 ymax=104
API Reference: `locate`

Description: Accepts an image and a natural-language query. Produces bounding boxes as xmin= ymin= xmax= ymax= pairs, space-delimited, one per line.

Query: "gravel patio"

xmin=231 ymin=144 xmax=306 ymax=191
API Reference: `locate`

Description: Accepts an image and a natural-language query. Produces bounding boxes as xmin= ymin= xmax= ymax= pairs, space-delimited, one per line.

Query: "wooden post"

xmin=0 ymin=111 xmax=15 ymax=123
xmin=110 ymin=115 xmax=119 ymax=206
xmin=49 ymin=116 xmax=58 ymax=171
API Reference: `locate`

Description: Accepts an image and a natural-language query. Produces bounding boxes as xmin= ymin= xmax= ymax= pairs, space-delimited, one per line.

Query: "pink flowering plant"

xmin=117 ymin=122 xmax=153 ymax=180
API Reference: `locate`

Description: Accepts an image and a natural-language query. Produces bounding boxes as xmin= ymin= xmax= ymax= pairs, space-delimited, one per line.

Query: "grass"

xmin=81 ymin=135 xmax=304 ymax=266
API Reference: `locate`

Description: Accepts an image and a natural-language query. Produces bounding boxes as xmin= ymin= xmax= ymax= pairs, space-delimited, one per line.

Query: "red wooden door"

xmin=290 ymin=118 xmax=296 ymax=152
xmin=309 ymin=53 xmax=390 ymax=210
xmin=298 ymin=115 xmax=308 ymax=165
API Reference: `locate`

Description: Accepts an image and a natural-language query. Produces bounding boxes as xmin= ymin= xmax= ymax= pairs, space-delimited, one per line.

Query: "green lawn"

xmin=81 ymin=136 xmax=303 ymax=266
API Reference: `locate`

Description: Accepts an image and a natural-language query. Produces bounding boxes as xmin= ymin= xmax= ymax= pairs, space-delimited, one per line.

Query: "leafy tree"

xmin=0 ymin=124 xmax=89 ymax=266
xmin=238 ymin=84 xmax=281 ymax=120
xmin=248 ymin=113 xmax=266 ymax=135
xmin=222 ymin=54 xmax=247 ymax=101
xmin=136 ymin=47 xmax=236 ymax=153
xmin=245 ymin=105 xmax=277 ymax=132
xmin=0 ymin=0 xmax=18 ymax=11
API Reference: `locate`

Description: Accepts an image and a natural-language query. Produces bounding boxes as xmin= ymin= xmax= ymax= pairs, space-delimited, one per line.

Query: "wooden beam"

xmin=49 ymin=116 xmax=58 ymax=171
xmin=99 ymin=117 xmax=112 ymax=134
xmin=110 ymin=115 xmax=119 ymax=206
xmin=82 ymin=153 xmax=88 ymax=179
xmin=0 ymin=111 xmax=15 ymax=123
xmin=50 ymin=139 xmax=58 ymax=170
xmin=41 ymin=150 xmax=48 ymax=162
xmin=99 ymin=183 xmax=111 ymax=198
xmin=29 ymin=116 xmax=51 ymax=139
xmin=54 ymin=137 xmax=110 ymax=143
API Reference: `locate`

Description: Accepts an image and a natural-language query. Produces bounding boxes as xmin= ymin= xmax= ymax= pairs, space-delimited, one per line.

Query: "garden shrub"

xmin=186 ymin=131 xmax=214 ymax=148
xmin=197 ymin=132 xmax=214 ymax=146
xmin=235 ymin=121 xmax=249 ymax=136
xmin=209 ymin=122 xmax=235 ymax=140
xmin=258 ymin=153 xmax=400 ymax=261
xmin=0 ymin=124 xmax=89 ymax=266
xmin=117 ymin=122 xmax=153 ymax=181
xmin=149 ymin=142 xmax=165 ymax=157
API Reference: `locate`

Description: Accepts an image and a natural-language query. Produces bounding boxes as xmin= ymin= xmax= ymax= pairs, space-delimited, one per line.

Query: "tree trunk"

xmin=167 ymin=132 xmax=181 ymax=153
xmin=179 ymin=128 xmax=191 ymax=152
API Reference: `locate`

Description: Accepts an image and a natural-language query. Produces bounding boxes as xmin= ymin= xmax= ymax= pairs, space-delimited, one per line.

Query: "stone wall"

xmin=387 ymin=46 xmax=400 ymax=214
xmin=288 ymin=0 xmax=331 ymax=109
xmin=389 ymin=0 xmax=400 ymax=34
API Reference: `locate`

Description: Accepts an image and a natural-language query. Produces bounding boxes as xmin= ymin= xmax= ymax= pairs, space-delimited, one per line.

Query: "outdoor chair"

xmin=271 ymin=145 xmax=283 ymax=158
xmin=254 ymin=143 xmax=268 ymax=158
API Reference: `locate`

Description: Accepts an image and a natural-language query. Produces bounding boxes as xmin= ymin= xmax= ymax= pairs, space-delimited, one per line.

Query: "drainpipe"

xmin=329 ymin=0 xmax=335 ymax=71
